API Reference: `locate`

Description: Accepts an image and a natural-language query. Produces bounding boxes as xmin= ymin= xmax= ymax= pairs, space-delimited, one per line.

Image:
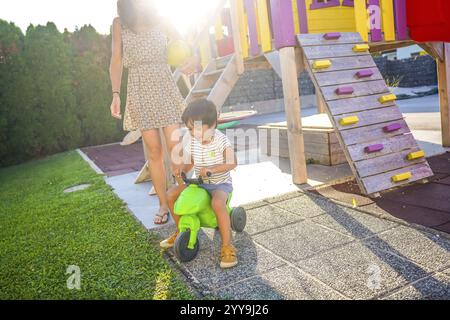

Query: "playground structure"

xmin=133 ymin=0 xmax=449 ymax=197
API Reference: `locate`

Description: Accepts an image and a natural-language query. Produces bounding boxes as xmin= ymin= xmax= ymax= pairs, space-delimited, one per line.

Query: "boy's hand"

xmin=172 ymin=164 xmax=185 ymax=186
xmin=199 ymin=167 xmax=213 ymax=178
xmin=172 ymin=164 xmax=184 ymax=178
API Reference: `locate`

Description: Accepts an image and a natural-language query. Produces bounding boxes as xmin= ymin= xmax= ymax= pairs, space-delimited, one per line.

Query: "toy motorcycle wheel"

xmin=231 ymin=207 xmax=247 ymax=233
xmin=174 ymin=230 xmax=200 ymax=262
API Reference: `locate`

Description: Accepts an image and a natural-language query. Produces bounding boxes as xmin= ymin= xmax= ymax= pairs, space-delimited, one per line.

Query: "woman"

xmin=109 ymin=0 xmax=195 ymax=224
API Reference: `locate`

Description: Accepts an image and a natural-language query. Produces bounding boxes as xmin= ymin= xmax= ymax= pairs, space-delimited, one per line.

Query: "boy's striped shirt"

xmin=183 ymin=129 xmax=233 ymax=184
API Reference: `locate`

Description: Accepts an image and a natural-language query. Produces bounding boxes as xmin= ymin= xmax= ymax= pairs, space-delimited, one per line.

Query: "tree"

xmin=0 ymin=20 xmax=127 ymax=167
xmin=0 ymin=20 xmax=35 ymax=166
xmin=23 ymin=22 xmax=81 ymax=156
xmin=68 ymin=25 xmax=124 ymax=146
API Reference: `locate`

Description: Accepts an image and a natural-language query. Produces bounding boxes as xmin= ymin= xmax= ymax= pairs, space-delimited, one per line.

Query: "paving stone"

xmin=253 ymin=220 xmax=354 ymax=262
xmin=244 ymin=204 xmax=304 ymax=235
xmin=151 ymin=222 xmax=177 ymax=239
xmin=152 ymin=224 xmax=250 ymax=250
xmin=442 ymin=268 xmax=450 ymax=278
xmin=311 ymin=208 xmax=399 ymax=239
xmin=195 ymin=227 xmax=253 ymax=249
xmin=175 ymin=237 xmax=286 ymax=292
xmin=271 ymin=194 xmax=340 ymax=219
xmin=296 ymin=242 xmax=431 ymax=300
xmin=240 ymin=200 xmax=267 ymax=210
xmin=215 ymin=265 xmax=345 ymax=300
xmin=384 ymin=273 xmax=450 ymax=300
xmin=364 ymin=226 xmax=450 ymax=272
xmin=63 ymin=184 xmax=91 ymax=193
xmin=263 ymin=191 xmax=303 ymax=204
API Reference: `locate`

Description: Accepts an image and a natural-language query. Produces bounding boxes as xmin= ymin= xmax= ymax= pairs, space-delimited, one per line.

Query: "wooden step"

xmin=215 ymin=54 xmax=233 ymax=69
xmin=204 ymin=68 xmax=225 ymax=77
xmin=191 ymin=88 xmax=212 ymax=96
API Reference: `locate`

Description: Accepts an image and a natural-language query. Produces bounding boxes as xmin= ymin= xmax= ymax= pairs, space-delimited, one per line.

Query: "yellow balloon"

xmin=167 ymin=40 xmax=192 ymax=67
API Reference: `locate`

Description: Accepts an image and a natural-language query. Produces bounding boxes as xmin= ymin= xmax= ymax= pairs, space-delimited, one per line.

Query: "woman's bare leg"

xmin=141 ymin=129 xmax=169 ymax=223
xmin=166 ymin=184 xmax=187 ymax=228
xmin=162 ymin=123 xmax=184 ymax=227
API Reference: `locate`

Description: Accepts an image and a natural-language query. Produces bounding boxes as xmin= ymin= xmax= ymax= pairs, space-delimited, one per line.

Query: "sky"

xmin=0 ymin=0 xmax=220 ymax=35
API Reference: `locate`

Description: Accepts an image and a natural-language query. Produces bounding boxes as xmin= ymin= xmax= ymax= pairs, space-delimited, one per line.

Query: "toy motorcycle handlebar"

xmin=178 ymin=171 xmax=212 ymax=185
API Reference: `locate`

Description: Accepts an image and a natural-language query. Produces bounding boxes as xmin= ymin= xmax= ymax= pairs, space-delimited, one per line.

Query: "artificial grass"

xmin=0 ymin=151 xmax=194 ymax=299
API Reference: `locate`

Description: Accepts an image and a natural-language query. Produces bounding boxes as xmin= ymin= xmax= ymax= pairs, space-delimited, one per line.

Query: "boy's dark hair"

xmin=182 ymin=99 xmax=218 ymax=128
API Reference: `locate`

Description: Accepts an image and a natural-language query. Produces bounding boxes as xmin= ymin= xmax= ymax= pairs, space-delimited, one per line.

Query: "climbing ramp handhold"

xmin=353 ymin=44 xmax=369 ymax=52
xmin=339 ymin=116 xmax=359 ymax=126
xmin=313 ymin=60 xmax=332 ymax=70
xmin=407 ymin=150 xmax=426 ymax=161
xmin=356 ymin=69 xmax=374 ymax=78
xmin=392 ymin=172 xmax=412 ymax=183
xmin=383 ymin=123 xmax=402 ymax=133
xmin=379 ymin=94 xmax=397 ymax=104
xmin=336 ymin=86 xmax=354 ymax=95
xmin=324 ymin=32 xmax=341 ymax=40
xmin=365 ymin=144 xmax=384 ymax=153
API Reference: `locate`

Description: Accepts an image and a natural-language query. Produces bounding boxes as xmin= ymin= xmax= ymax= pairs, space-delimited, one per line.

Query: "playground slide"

xmin=298 ymin=32 xmax=434 ymax=196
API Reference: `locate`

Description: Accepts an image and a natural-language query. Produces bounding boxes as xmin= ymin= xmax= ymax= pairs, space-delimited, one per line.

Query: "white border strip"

xmin=76 ymin=148 xmax=104 ymax=175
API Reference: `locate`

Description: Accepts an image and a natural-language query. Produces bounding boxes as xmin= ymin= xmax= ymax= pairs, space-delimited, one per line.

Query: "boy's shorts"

xmin=198 ymin=183 xmax=233 ymax=198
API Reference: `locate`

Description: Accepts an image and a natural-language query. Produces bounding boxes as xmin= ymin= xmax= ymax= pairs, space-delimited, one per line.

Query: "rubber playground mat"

xmin=81 ymin=142 xmax=146 ymax=177
xmin=310 ymin=152 xmax=450 ymax=234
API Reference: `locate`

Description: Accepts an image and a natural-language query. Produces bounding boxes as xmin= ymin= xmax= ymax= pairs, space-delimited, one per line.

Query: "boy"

xmin=160 ymin=99 xmax=238 ymax=269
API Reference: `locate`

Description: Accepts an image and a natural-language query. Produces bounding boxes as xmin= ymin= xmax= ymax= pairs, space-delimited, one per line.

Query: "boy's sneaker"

xmin=160 ymin=231 xmax=179 ymax=249
xmin=220 ymin=245 xmax=238 ymax=269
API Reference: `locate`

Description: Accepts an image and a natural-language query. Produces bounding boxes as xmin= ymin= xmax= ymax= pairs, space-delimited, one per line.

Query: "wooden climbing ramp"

xmin=297 ymin=32 xmax=434 ymax=196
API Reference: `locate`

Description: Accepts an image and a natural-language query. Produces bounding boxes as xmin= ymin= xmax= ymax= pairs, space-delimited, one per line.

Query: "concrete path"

xmin=153 ymin=191 xmax=450 ymax=300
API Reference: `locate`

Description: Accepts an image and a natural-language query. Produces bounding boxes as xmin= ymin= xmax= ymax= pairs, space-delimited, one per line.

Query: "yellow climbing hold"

xmin=407 ymin=150 xmax=426 ymax=161
xmin=353 ymin=44 xmax=369 ymax=52
xmin=339 ymin=116 xmax=359 ymax=126
xmin=392 ymin=172 xmax=412 ymax=183
xmin=312 ymin=60 xmax=332 ymax=70
xmin=379 ymin=94 xmax=397 ymax=104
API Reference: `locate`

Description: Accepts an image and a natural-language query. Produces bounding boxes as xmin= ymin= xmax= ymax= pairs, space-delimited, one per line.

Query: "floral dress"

xmin=121 ymin=22 xmax=185 ymax=131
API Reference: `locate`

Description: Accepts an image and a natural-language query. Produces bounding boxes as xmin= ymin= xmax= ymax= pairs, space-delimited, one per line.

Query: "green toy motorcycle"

xmin=173 ymin=172 xmax=247 ymax=262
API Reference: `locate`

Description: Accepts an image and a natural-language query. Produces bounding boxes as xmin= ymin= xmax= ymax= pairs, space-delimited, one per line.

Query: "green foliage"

xmin=0 ymin=151 xmax=194 ymax=299
xmin=0 ymin=20 xmax=126 ymax=167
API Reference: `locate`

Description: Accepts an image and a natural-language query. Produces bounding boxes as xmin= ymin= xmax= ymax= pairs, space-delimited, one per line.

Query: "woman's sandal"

xmin=154 ymin=211 xmax=170 ymax=225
